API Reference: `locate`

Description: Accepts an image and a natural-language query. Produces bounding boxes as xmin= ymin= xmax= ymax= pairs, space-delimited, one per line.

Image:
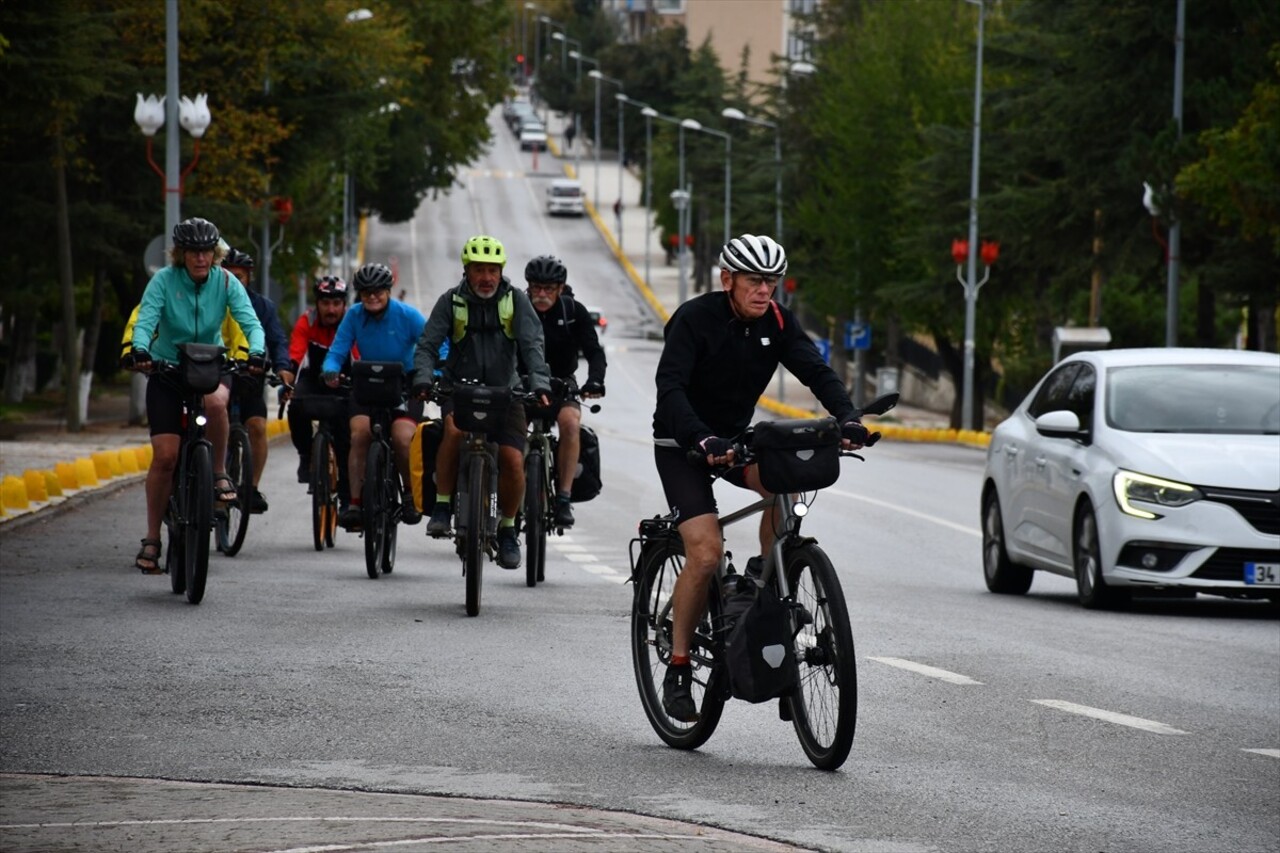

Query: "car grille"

xmin=1190 ymin=548 xmax=1280 ymax=582
xmin=1199 ymin=487 xmax=1280 ymax=535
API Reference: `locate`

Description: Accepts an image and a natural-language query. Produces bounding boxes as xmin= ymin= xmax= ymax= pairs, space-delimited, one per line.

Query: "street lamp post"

xmin=686 ymin=123 xmax=731 ymax=247
xmin=554 ymin=34 xmax=583 ymax=173
xmin=678 ymin=118 xmax=700 ymax=305
xmin=960 ymin=0 xmax=986 ymax=431
xmin=638 ymin=105 xmax=658 ymax=291
xmin=587 ymin=69 xmax=622 ymax=215
xmin=721 ymin=107 xmax=781 ymax=245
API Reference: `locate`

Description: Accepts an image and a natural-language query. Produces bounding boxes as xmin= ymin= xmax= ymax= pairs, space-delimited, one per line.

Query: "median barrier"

xmin=23 ymin=470 xmax=47 ymax=503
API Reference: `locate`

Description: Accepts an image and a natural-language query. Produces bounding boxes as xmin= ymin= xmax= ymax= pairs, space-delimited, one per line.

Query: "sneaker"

xmin=744 ymin=555 xmax=763 ymax=579
xmin=297 ymin=460 xmax=311 ymax=484
xmin=662 ymin=663 xmax=699 ymax=723
xmin=426 ymin=502 xmax=452 ymax=536
xmin=400 ymin=491 xmax=422 ymax=525
xmin=496 ymin=527 xmax=521 ymax=569
xmin=339 ymin=505 xmax=363 ymax=531
xmin=249 ymin=488 xmax=269 ymax=514
xmin=553 ymin=496 xmax=574 ymax=527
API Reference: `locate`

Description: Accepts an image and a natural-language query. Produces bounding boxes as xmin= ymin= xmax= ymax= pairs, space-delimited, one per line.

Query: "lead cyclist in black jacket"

xmin=652 ymin=234 xmax=871 ymax=723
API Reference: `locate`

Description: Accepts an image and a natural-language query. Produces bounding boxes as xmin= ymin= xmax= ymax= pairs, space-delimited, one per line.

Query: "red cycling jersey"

xmin=289 ymin=308 xmax=358 ymax=371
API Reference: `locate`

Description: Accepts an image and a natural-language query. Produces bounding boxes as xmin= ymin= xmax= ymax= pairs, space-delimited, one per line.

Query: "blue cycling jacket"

xmin=322 ymin=299 xmax=425 ymax=376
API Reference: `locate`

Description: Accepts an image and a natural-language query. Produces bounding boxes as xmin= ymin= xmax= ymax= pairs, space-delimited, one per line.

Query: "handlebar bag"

xmin=291 ymin=392 xmax=348 ymax=423
xmin=178 ymin=343 xmax=226 ymax=395
xmin=751 ymin=416 xmax=841 ymax=494
xmin=350 ymin=361 xmax=404 ymax=408
xmin=452 ymin=384 xmax=511 ymax=433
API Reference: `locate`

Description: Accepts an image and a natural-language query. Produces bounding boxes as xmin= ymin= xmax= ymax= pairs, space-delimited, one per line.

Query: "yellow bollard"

xmin=117 ymin=449 xmax=139 ymax=474
xmin=44 ymin=470 xmax=63 ymax=497
xmin=74 ymin=457 xmax=99 ymax=488
xmin=92 ymin=451 xmax=113 ymax=480
xmin=2 ymin=475 xmax=30 ymax=510
xmin=23 ymin=470 xmax=47 ymax=503
xmin=56 ymin=462 xmax=78 ymax=490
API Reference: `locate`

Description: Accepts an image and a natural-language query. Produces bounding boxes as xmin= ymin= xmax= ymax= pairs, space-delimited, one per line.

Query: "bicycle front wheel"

xmin=363 ymin=441 xmax=387 ymax=579
xmin=523 ymin=448 xmax=546 ymax=588
xmin=463 ymin=453 xmax=487 ymax=617
xmin=216 ymin=427 xmax=252 ymax=557
xmin=630 ymin=535 xmax=725 ymax=750
xmin=183 ymin=442 xmax=214 ymax=605
xmin=311 ymin=430 xmax=332 ymax=552
xmin=166 ymin=492 xmax=186 ymax=596
xmin=380 ymin=448 xmax=397 ymax=575
xmin=783 ymin=543 xmax=857 ymax=770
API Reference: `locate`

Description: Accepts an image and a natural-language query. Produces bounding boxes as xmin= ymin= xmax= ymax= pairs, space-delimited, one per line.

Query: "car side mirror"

xmin=1035 ymin=409 xmax=1088 ymax=440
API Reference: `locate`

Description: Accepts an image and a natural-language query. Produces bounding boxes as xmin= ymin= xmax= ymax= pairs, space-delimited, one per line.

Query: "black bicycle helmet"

xmin=352 ymin=262 xmax=394 ymax=292
xmin=172 ymin=217 xmax=220 ymax=250
xmin=524 ymin=254 xmax=567 ymax=285
xmin=222 ymin=247 xmax=255 ymax=269
xmin=718 ymin=234 xmax=787 ymax=278
xmin=313 ymin=274 xmax=349 ymax=301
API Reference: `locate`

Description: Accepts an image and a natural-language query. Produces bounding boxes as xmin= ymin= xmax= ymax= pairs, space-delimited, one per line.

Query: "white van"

xmin=546 ymin=178 xmax=584 ymax=217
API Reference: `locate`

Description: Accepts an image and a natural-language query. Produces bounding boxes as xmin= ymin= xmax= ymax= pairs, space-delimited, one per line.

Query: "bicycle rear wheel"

xmin=630 ymin=536 xmax=725 ymax=750
xmin=463 ymin=453 xmax=487 ymax=617
xmin=311 ymin=430 xmax=332 ymax=552
xmin=166 ymin=493 xmax=186 ymax=596
xmin=216 ymin=427 xmax=252 ymax=556
xmin=783 ymin=543 xmax=857 ymax=770
xmin=323 ymin=439 xmax=338 ymax=549
xmin=380 ymin=449 xmax=397 ymax=575
xmin=363 ymin=441 xmax=387 ymax=579
xmin=523 ymin=448 xmax=546 ymax=588
xmin=183 ymin=443 xmax=214 ymax=604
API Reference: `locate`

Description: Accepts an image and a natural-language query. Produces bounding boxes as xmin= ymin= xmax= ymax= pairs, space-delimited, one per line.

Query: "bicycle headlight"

xmin=792 ymin=500 xmax=809 ymax=517
xmin=195 ymin=414 xmax=207 ymax=427
xmin=1112 ymin=470 xmax=1201 ymax=520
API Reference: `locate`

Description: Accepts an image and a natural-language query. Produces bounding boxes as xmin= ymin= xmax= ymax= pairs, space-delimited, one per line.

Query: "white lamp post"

xmin=959 ymin=0 xmax=987 ymax=431
xmin=686 ymin=122 xmax=731 ymax=248
xmin=721 ymin=107 xmax=782 ymax=245
xmin=587 ymin=69 xmax=622 ymax=215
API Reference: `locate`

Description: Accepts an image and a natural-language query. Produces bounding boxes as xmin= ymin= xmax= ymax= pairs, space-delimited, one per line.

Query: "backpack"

xmin=722 ymin=576 xmax=798 ymax=703
xmin=569 ymin=424 xmax=602 ymax=502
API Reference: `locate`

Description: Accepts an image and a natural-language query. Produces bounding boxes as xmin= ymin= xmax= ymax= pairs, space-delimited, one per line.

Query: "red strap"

xmin=769 ymin=300 xmax=784 ymax=331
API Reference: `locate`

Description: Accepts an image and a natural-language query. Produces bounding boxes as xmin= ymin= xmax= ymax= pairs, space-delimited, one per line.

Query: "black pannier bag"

xmin=178 ymin=343 xmax=226 ymax=395
xmin=569 ymin=424 xmax=602 ymax=502
xmin=350 ymin=361 xmax=404 ymax=408
xmin=722 ymin=576 xmax=798 ymax=703
xmin=751 ymin=416 xmax=841 ymax=494
xmin=452 ymin=384 xmax=511 ymax=433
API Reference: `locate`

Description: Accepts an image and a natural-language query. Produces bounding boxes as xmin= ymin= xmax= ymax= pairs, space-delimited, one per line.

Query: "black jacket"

xmin=652 ymin=292 xmax=854 ymax=448
xmin=528 ymin=287 xmax=606 ymax=384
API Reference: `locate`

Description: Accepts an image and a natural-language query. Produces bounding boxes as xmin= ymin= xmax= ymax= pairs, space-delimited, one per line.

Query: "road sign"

xmin=814 ymin=337 xmax=832 ymax=364
xmin=143 ymin=234 xmax=166 ymax=275
xmin=844 ymin=321 xmax=871 ymax=351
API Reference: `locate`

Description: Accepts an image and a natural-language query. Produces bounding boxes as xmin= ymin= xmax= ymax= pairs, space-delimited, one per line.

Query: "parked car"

xmin=545 ymin=178 xmax=584 ymax=216
xmin=587 ymin=306 xmax=607 ymax=334
xmin=519 ymin=127 xmax=548 ymax=151
xmin=981 ymin=348 xmax=1280 ymax=609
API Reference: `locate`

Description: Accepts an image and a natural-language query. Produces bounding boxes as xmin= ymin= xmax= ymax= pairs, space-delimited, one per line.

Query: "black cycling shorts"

xmin=442 ymin=398 xmax=528 ymax=452
xmin=653 ymin=444 xmax=749 ymax=523
xmin=350 ymin=397 xmax=424 ymax=425
xmin=231 ymin=374 xmax=267 ymax=420
xmin=145 ymin=373 xmax=227 ymax=437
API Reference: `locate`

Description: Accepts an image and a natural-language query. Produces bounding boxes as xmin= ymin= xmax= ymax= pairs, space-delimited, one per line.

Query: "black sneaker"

xmin=426 ymin=502 xmax=452 ymax=536
xmin=553 ymin=496 xmax=574 ymax=527
xmin=744 ymin=556 xmax=763 ymax=579
xmin=400 ymin=491 xmax=422 ymax=525
xmin=662 ymin=663 xmax=699 ymax=723
xmin=297 ymin=460 xmax=311 ymax=484
xmin=496 ymin=527 xmax=521 ymax=569
xmin=339 ymin=505 xmax=363 ymax=531
xmin=249 ymin=488 xmax=269 ymax=514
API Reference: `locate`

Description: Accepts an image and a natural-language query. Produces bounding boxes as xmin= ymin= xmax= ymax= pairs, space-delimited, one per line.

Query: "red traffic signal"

xmin=980 ymin=240 xmax=1000 ymax=266
xmin=950 ymin=238 xmax=969 ymax=265
xmin=515 ymin=54 xmax=525 ymax=65
xmin=272 ymin=196 xmax=293 ymax=225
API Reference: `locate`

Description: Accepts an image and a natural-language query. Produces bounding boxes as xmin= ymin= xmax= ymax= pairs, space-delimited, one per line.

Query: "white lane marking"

xmin=827 ymin=487 xmax=981 ymax=537
xmin=0 ymin=817 xmax=597 ymax=831
xmin=564 ymin=553 xmax=597 ymax=563
xmin=868 ymin=657 xmax=983 ymax=685
xmin=1242 ymin=748 xmax=1280 ymax=759
xmin=269 ymin=832 xmax=699 ymax=853
xmin=1031 ymin=699 xmax=1189 ymax=735
xmin=553 ymin=543 xmax=588 ymax=552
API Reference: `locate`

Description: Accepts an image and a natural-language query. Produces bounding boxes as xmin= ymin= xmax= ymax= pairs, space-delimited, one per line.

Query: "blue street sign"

xmin=814 ymin=337 xmax=832 ymax=364
xmin=844 ymin=321 xmax=872 ymax=351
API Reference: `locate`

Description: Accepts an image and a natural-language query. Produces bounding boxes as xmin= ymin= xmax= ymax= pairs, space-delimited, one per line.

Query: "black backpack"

xmin=722 ymin=576 xmax=797 ymax=703
xmin=569 ymin=424 xmax=602 ymax=502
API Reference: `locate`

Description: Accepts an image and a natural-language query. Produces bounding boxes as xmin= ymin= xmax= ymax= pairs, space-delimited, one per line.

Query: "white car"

xmin=545 ymin=178 xmax=584 ymax=216
xmin=519 ymin=127 xmax=547 ymax=151
xmin=981 ymin=348 xmax=1280 ymax=609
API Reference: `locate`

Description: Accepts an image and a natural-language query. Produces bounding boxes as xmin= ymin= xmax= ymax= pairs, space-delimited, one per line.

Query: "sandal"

xmin=135 ymin=538 xmax=163 ymax=575
xmin=214 ymin=475 xmax=238 ymax=503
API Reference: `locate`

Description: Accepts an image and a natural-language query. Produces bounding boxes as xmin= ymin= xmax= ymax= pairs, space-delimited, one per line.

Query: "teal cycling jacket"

xmin=132 ymin=265 xmax=265 ymax=363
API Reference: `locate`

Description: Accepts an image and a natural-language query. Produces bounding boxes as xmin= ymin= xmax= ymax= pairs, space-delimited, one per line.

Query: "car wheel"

xmin=1074 ymin=505 xmax=1129 ymax=610
xmin=982 ymin=489 xmax=1033 ymax=595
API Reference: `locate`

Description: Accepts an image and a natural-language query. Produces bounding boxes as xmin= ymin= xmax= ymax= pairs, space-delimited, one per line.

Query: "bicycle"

xmin=428 ymin=382 xmax=538 ymax=616
xmin=350 ymin=361 xmax=410 ymax=580
xmin=520 ymin=381 xmax=600 ymax=588
xmin=214 ymin=372 xmax=255 ymax=557
xmin=287 ymin=381 xmax=350 ymax=553
xmin=152 ymin=343 xmax=237 ymax=605
xmin=629 ymin=393 xmax=897 ymax=770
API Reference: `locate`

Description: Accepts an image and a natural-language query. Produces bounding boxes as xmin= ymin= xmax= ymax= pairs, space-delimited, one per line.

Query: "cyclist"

xmin=411 ymin=235 xmax=551 ymax=570
xmin=522 ymin=254 xmax=606 ymax=528
xmin=652 ymin=234 xmax=870 ymax=722
xmin=286 ymin=275 xmax=355 ymax=512
xmin=321 ymin=263 xmax=426 ymax=529
xmin=126 ymin=217 xmax=266 ymax=574
xmin=221 ymin=247 xmax=293 ymax=513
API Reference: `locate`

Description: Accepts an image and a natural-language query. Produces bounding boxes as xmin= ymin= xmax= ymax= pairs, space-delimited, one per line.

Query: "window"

xmin=1027 ymin=363 xmax=1082 ymax=419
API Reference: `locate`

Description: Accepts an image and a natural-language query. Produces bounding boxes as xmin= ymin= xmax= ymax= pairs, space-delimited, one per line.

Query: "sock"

xmin=435 ymin=493 xmax=451 ymax=506
xmin=556 ymin=490 xmax=571 ymax=502
xmin=499 ymin=516 xmax=516 ymax=529
xmin=350 ymin=497 xmax=362 ymax=507
xmin=671 ymin=655 xmax=690 ymax=667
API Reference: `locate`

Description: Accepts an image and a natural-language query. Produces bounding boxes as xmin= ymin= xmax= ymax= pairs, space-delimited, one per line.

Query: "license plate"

xmin=1244 ymin=562 xmax=1279 ymax=586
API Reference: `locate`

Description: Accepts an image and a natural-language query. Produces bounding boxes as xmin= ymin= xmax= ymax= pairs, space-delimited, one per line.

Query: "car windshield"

xmin=1106 ymin=364 xmax=1280 ymax=434
xmin=552 ymin=186 xmax=580 ymax=197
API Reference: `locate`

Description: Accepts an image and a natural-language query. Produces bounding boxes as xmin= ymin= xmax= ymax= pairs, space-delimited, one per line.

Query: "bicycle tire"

xmin=311 ymin=430 xmax=331 ymax=552
xmin=184 ymin=442 xmax=214 ymax=605
xmin=323 ymin=438 xmax=338 ymax=548
xmin=217 ymin=427 xmax=252 ymax=557
xmin=380 ymin=447 xmax=397 ymax=575
xmin=523 ymin=448 xmax=546 ymax=588
xmin=363 ymin=441 xmax=386 ymax=579
xmin=464 ymin=452 xmax=487 ymax=617
xmin=630 ymin=536 xmax=726 ymax=750
xmin=166 ymin=494 xmax=186 ymax=596
xmin=783 ymin=543 xmax=857 ymax=770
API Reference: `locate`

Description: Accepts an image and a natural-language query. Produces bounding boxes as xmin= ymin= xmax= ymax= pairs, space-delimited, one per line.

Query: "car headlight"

xmin=1112 ymin=470 xmax=1202 ymax=519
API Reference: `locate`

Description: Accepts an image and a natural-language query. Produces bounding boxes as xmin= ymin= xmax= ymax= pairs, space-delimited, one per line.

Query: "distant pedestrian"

xmin=564 ymin=119 xmax=576 ymax=152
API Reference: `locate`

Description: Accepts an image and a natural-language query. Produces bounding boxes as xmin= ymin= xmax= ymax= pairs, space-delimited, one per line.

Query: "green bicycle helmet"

xmin=460 ymin=235 xmax=507 ymax=267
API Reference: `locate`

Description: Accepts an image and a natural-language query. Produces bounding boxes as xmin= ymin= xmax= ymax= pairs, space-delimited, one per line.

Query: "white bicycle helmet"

xmin=718 ymin=234 xmax=787 ymax=278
